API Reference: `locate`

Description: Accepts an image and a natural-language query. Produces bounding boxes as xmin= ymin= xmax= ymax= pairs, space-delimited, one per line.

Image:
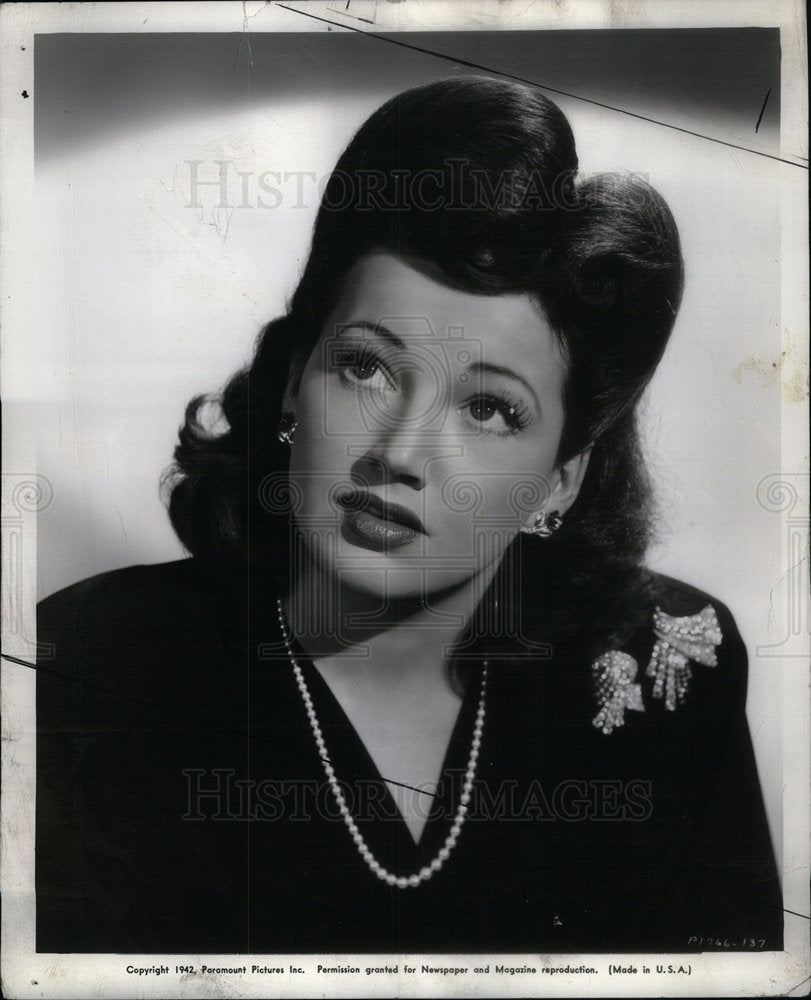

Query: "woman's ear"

xmin=548 ymin=444 xmax=592 ymax=516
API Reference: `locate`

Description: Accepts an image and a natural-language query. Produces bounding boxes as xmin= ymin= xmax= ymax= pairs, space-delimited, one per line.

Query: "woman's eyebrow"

xmin=467 ymin=361 xmax=542 ymax=415
xmin=334 ymin=320 xmax=406 ymax=350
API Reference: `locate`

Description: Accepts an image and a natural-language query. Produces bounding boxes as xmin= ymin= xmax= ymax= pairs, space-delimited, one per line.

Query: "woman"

xmin=36 ymin=77 xmax=782 ymax=954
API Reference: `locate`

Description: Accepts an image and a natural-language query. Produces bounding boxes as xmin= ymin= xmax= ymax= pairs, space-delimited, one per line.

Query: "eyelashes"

xmin=333 ymin=342 xmax=533 ymax=436
xmin=463 ymin=393 xmax=531 ymax=435
xmin=335 ymin=344 xmax=396 ymax=392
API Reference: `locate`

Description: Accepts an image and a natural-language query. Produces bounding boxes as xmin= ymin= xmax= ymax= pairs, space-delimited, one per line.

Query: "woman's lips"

xmin=337 ymin=490 xmax=426 ymax=549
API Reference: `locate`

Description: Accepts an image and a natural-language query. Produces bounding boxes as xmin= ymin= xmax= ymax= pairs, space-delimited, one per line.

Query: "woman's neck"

xmin=283 ymin=555 xmax=499 ymax=681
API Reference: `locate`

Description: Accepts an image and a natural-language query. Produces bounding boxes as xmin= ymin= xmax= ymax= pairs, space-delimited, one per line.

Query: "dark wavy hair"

xmin=165 ymin=77 xmax=684 ymax=663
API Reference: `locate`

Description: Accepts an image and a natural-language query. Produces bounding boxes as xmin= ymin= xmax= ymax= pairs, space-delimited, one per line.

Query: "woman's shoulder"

xmin=646 ymin=570 xmax=737 ymax=619
xmin=40 ymin=556 xmax=217 ymax=608
xmin=36 ymin=557 xmax=261 ymax=730
xmin=36 ymin=556 xmax=253 ymax=673
xmin=39 ymin=556 xmax=243 ymax=623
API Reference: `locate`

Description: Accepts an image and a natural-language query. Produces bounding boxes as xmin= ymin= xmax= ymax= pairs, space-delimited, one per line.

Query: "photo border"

xmin=1 ymin=2 xmax=808 ymax=997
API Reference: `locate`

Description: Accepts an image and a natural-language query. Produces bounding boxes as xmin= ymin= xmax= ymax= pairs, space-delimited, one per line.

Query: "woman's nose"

xmin=353 ymin=386 xmax=456 ymax=490
xmin=360 ymin=437 xmax=432 ymax=491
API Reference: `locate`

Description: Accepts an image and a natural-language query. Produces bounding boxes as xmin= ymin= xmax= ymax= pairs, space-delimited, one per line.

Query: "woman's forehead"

xmin=325 ymin=251 xmax=566 ymax=375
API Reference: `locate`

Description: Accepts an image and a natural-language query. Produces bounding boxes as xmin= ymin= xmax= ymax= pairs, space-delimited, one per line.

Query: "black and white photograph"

xmin=1 ymin=2 xmax=808 ymax=997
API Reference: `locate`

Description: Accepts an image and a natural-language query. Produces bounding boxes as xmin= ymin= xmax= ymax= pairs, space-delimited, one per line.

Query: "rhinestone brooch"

xmin=591 ymin=604 xmax=723 ymax=733
xmin=646 ymin=604 xmax=723 ymax=710
xmin=591 ymin=651 xmax=645 ymax=735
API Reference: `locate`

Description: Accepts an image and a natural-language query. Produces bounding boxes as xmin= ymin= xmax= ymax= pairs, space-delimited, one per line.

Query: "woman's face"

xmin=285 ymin=251 xmax=588 ymax=602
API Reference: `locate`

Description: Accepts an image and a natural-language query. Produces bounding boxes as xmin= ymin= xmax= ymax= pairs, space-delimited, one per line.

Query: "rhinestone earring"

xmin=277 ymin=412 xmax=298 ymax=446
xmin=520 ymin=510 xmax=563 ymax=537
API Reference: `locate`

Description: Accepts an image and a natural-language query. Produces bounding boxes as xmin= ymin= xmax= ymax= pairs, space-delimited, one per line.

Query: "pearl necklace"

xmin=276 ymin=599 xmax=488 ymax=889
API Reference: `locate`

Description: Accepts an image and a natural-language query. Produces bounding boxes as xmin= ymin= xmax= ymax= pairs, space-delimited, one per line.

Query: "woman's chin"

xmin=325 ymin=565 xmax=472 ymax=604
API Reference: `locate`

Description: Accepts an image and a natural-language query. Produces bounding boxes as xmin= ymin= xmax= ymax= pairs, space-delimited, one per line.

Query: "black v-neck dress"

xmin=36 ymin=557 xmax=783 ymax=953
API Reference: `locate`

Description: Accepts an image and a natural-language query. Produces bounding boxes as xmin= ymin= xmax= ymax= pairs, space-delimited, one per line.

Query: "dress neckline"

xmin=289 ymin=636 xmax=484 ymax=866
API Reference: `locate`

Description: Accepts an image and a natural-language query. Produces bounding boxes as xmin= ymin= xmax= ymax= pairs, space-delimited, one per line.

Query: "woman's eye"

xmin=337 ymin=349 xmax=395 ymax=391
xmin=469 ymin=397 xmax=499 ymax=422
xmin=464 ymin=395 xmax=529 ymax=435
xmin=353 ymin=359 xmax=383 ymax=381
